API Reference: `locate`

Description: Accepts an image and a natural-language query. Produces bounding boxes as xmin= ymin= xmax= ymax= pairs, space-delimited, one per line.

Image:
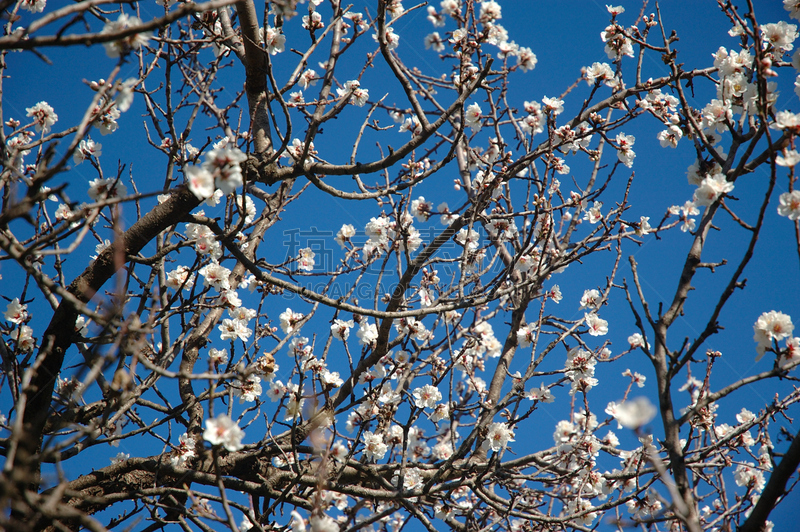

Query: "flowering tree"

xmin=2 ymin=0 xmax=800 ymax=531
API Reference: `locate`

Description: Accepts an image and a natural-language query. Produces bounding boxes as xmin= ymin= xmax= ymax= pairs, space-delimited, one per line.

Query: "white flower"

xmin=362 ymin=431 xmax=388 ymax=461
xmin=734 ymin=462 xmax=765 ymax=492
xmin=93 ymin=104 xmax=121 ymax=135
xmin=450 ymin=27 xmax=467 ymax=44
xmin=321 ymin=369 xmax=343 ymax=387
xmin=455 ymin=227 xmax=480 ymax=250
xmin=430 ymin=402 xmax=450 ymax=422
xmin=657 ymin=125 xmax=683 ymax=148
xmin=219 ymin=318 xmax=252 ymax=342
xmin=114 ymin=78 xmax=137 ymax=112
xmin=374 ymin=26 xmax=399 ymax=50
xmin=778 ymin=190 xmax=800 ymax=220
xmin=780 ymin=337 xmax=800 ymax=369
xmin=762 ymin=21 xmax=798 ymax=52
xmin=288 ymin=91 xmax=304 ymax=106
xmin=615 ymin=133 xmax=636 ymax=167
xmin=516 ymin=47 xmax=537 ymax=71
xmin=302 ymin=11 xmax=324 ymax=30
xmin=101 ymin=14 xmax=152 ymax=58
xmin=26 ymin=101 xmax=58 ymax=134
xmin=482 ymin=422 xmax=514 ymax=452
xmin=283 ymin=138 xmax=317 ymax=163
xmin=669 ymin=200 xmax=700 ymax=232
xmin=542 ymin=96 xmax=564 ymax=115
xmin=486 ymin=218 xmax=518 ymax=241
xmin=702 ymin=99 xmax=732 ymax=133
xmin=110 ymin=452 xmax=129 ymax=464
xmin=479 ymin=0 xmax=502 ymax=22
xmin=465 ymin=102 xmax=482 ymax=130
xmin=773 ymin=110 xmax=800 ymax=132
xmin=777 ymin=149 xmax=800 ymax=167
xmin=290 ymin=510 xmax=306 ymax=532
xmin=309 ymin=515 xmax=338 ymax=532
xmin=737 ymin=408 xmax=756 ymax=425
xmin=54 ymin=203 xmax=73 ymax=222
xmin=609 ymin=397 xmax=657 ymax=429
xmin=585 ymin=313 xmax=608 ymax=336
xmin=15 ymin=325 xmax=35 ymax=352
xmin=787 ymin=0 xmax=800 ymax=21
xmin=357 ymin=321 xmax=378 ymax=346
xmin=279 ymin=308 xmax=305 ymax=335
xmin=91 ymin=239 xmax=111 ymax=260
xmin=300 ymin=69 xmax=318 ymax=90
xmin=694 ymin=172 xmax=734 ymax=207
xmin=350 ymin=86 xmax=369 ymax=107
xmin=425 ymin=32 xmax=446 ymax=52
xmin=171 ymin=433 xmax=196 ymax=467
xmin=579 ymin=289 xmax=601 ymax=310
xmin=5 ymin=298 xmax=28 ymax=325
xmin=331 ymin=319 xmax=354 ymax=340
xmin=411 ymin=197 xmax=434 ymax=222
xmin=20 ymin=0 xmax=46 ymax=13
xmin=233 ymin=375 xmax=262 ymax=403
xmin=267 ymin=380 xmax=286 ymax=402
xmin=203 ymin=414 xmax=245 ymax=451
xmin=628 ymin=333 xmax=650 ymax=350
xmin=297 ymin=247 xmax=315 ymax=271
xmin=199 ymin=262 xmax=231 ymax=291
xmin=566 ymin=347 xmax=596 ymax=382
xmin=635 ymin=216 xmax=652 ymax=237
xmin=186 ymin=166 xmax=216 ymax=200
xmin=335 ymin=224 xmax=356 ymax=248
xmin=432 ymin=441 xmax=453 ymax=460
xmin=337 ymin=80 xmax=369 ymax=107
xmin=165 ymin=266 xmax=194 ymax=291
xmin=582 ymin=201 xmax=603 ymax=224
xmin=73 ymin=138 xmax=102 ymax=165
xmin=74 ymin=316 xmax=89 ymax=337
xmin=393 ymin=466 xmax=423 ymax=491
xmin=261 ymin=26 xmax=286 ymax=55
xmin=234 ymin=195 xmax=256 ymax=224
xmin=516 ymin=325 xmax=535 ymax=347
xmin=288 ymin=336 xmax=312 ymax=358
xmin=330 ymin=440 xmax=349 ymax=463
xmin=209 ymin=348 xmax=229 ymax=366
xmin=584 ymin=61 xmax=615 ymax=86
xmin=548 ymin=285 xmax=563 ymax=303
xmin=601 ymin=23 xmax=634 ymax=59
xmin=441 ymin=0 xmax=461 ymax=17
xmin=569 ymin=498 xmax=597 ymax=526
xmin=623 ymin=369 xmax=646 ymax=388
xmin=527 ymin=383 xmax=554 ymax=403
xmin=239 ymin=516 xmax=254 ymax=532
xmin=754 ymin=310 xmax=794 ymax=360
xmin=412 ymin=384 xmax=442 ymax=409
xmin=203 ymin=145 xmax=247 ymax=195
xmin=399 ymin=116 xmax=422 ymax=135
xmin=88 ymin=177 xmax=127 ymax=201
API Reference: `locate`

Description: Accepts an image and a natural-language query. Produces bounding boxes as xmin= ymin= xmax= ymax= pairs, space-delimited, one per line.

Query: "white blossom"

xmin=203 ymin=414 xmax=245 ymax=451
xmin=482 ymin=422 xmax=514 ymax=452
xmin=607 ymin=397 xmax=657 ymax=429
xmin=362 ymin=431 xmax=388 ymax=461
xmin=279 ymin=308 xmax=305 ymax=336
xmin=26 ymin=101 xmax=58 ymax=134
xmin=754 ymin=311 xmax=794 ymax=359
xmin=412 ymin=384 xmax=442 ymax=409
xmin=101 ymin=14 xmax=152 ymax=58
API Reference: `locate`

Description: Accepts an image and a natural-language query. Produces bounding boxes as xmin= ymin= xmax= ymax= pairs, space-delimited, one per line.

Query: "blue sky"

xmin=2 ymin=0 xmax=800 ymax=530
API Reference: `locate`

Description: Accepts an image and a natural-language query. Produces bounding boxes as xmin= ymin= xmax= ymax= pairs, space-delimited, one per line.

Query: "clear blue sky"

xmin=2 ymin=1 xmax=799 ymax=530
